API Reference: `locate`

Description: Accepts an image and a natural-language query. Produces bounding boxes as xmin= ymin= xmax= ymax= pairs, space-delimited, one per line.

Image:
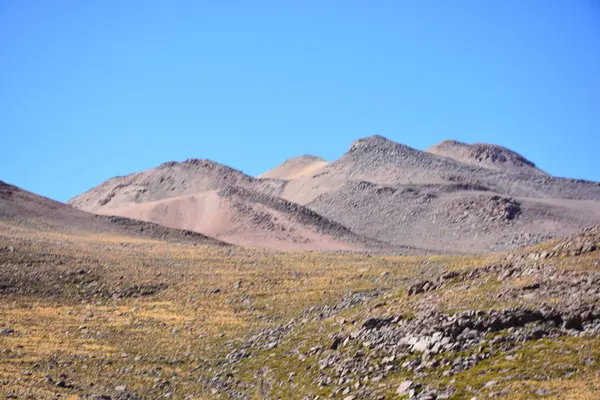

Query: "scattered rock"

xmin=0 ymin=328 xmax=15 ymax=336
xmin=362 ymin=317 xmax=393 ymax=330
xmin=484 ymin=380 xmax=498 ymax=389
xmin=397 ymin=380 xmax=413 ymax=395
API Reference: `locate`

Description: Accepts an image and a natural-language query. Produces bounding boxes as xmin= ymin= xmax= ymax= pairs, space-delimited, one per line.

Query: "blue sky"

xmin=1 ymin=1 xmax=599 ymax=202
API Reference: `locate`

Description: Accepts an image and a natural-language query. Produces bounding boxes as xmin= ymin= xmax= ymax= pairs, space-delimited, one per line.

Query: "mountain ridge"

xmin=65 ymin=135 xmax=600 ymax=252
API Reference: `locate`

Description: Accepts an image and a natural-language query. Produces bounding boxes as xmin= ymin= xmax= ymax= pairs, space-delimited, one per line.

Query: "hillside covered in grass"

xmin=2 ymin=217 xmax=600 ymax=399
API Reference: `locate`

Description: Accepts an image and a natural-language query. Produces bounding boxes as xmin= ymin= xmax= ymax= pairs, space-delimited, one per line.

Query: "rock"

xmin=411 ymin=338 xmax=431 ymax=352
xmin=330 ymin=336 xmax=344 ymax=350
xmin=115 ymin=385 xmax=127 ymax=392
xmin=498 ymin=269 xmax=514 ymax=281
xmin=522 ymin=282 xmax=540 ymax=291
xmin=0 ymin=328 xmax=15 ymax=336
xmin=563 ymin=315 xmax=583 ymax=331
xmin=437 ymin=390 xmax=453 ymax=399
xmin=362 ymin=317 xmax=393 ymax=330
xmin=408 ymin=281 xmax=436 ymax=296
xmin=535 ymin=388 xmax=550 ymax=396
xmin=382 ymin=355 xmax=395 ymax=364
xmin=397 ymin=380 xmax=413 ymax=395
xmin=430 ymin=342 xmax=442 ymax=354
xmin=265 ymin=341 xmax=278 ymax=350
xmin=484 ymin=380 xmax=497 ymax=389
xmin=441 ymin=271 xmax=460 ymax=281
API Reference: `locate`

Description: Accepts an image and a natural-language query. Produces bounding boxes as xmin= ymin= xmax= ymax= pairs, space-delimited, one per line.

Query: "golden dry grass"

xmin=0 ymin=222 xmax=437 ymax=398
xmin=2 ymin=221 xmax=599 ymax=399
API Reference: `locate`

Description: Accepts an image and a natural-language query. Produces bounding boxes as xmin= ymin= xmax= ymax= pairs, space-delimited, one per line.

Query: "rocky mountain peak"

xmin=469 ymin=143 xmax=537 ymax=168
xmin=347 ymin=135 xmax=418 ymax=157
xmin=427 ymin=140 xmax=545 ymax=175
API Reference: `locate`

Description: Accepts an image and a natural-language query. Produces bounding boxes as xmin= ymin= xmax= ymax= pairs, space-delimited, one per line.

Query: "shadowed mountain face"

xmin=68 ymin=135 xmax=600 ymax=253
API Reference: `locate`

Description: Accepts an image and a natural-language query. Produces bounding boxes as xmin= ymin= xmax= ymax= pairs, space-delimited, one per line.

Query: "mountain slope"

xmin=70 ymin=135 xmax=600 ymax=253
xmin=258 ymin=155 xmax=328 ymax=180
xmin=69 ymin=160 xmax=378 ymax=251
xmin=70 ymin=159 xmax=257 ymax=213
xmin=94 ymin=185 xmax=378 ymax=250
xmin=267 ymin=136 xmax=600 ymax=252
xmin=0 ymin=180 xmax=226 ymax=245
xmin=426 ymin=139 xmax=548 ymax=175
xmin=307 ymin=181 xmax=600 ymax=252
xmin=274 ymin=136 xmax=600 ymax=205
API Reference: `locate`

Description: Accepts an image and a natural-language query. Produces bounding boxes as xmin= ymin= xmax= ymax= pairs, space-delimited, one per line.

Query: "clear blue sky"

xmin=1 ymin=1 xmax=599 ymax=202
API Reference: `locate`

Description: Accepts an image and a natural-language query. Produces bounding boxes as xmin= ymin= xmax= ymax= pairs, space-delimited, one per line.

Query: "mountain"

xmin=306 ymin=180 xmax=600 ymax=253
xmin=426 ymin=139 xmax=547 ymax=175
xmin=68 ymin=159 xmax=378 ymax=251
xmin=258 ymin=155 xmax=328 ymax=180
xmin=269 ymin=136 xmax=600 ymax=204
xmin=69 ymin=135 xmax=600 ymax=253
xmin=0 ymin=180 xmax=226 ymax=245
xmin=69 ymin=159 xmax=256 ymax=213
xmin=92 ymin=185 xmax=378 ymax=251
xmin=258 ymin=135 xmax=600 ymax=252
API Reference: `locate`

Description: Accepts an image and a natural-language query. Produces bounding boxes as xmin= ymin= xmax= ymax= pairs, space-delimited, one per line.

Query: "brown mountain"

xmin=258 ymin=135 xmax=600 ymax=252
xmin=426 ymin=139 xmax=547 ymax=175
xmin=68 ymin=159 xmax=377 ymax=251
xmin=69 ymin=135 xmax=600 ymax=253
xmin=0 ymin=180 xmax=226 ymax=245
xmin=258 ymin=155 xmax=328 ymax=180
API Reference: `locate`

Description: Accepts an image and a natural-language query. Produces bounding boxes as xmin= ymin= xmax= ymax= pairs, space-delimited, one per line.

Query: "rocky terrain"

xmin=0 ymin=180 xmax=226 ymax=245
xmin=68 ymin=159 xmax=371 ymax=250
xmin=268 ymin=136 xmax=600 ymax=204
xmin=262 ymin=136 xmax=600 ymax=252
xmin=68 ymin=135 xmax=600 ymax=252
xmin=425 ymin=140 xmax=548 ymax=176
xmin=306 ymin=184 xmax=599 ymax=252
xmin=3 ymin=148 xmax=600 ymax=399
xmin=197 ymin=227 xmax=600 ymax=399
xmin=2 ymin=201 xmax=600 ymax=399
xmin=5 ymin=136 xmax=597 ymax=399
